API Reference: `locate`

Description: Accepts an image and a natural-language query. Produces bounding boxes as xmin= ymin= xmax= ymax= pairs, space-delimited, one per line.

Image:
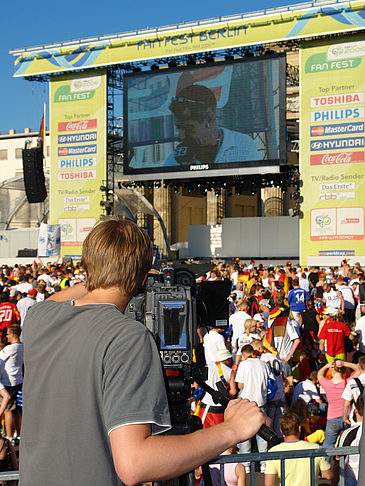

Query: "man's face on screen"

xmin=174 ymin=117 xmax=212 ymax=147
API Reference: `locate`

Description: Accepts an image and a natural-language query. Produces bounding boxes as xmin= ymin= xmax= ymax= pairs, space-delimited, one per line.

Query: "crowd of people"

xmin=193 ymin=258 xmax=365 ymax=485
xmin=0 ymin=258 xmax=87 ymax=476
xmin=0 ymin=252 xmax=365 ymax=484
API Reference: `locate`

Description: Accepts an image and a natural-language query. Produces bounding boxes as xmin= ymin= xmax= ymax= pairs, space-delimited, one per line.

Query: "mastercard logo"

xmin=58 ymin=148 xmax=68 ymax=156
xmin=311 ymin=126 xmax=325 ymax=136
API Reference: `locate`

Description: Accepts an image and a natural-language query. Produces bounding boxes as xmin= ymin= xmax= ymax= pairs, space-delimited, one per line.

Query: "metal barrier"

xmin=0 ymin=446 xmax=359 ymax=484
xmin=209 ymin=446 xmax=359 ymax=486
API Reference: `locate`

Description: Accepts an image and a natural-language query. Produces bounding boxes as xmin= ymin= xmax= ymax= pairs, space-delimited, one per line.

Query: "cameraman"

xmin=162 ymin=84 xmax=259 ymax=166
xmin=19 ymin=218 xmax=268 ymax=486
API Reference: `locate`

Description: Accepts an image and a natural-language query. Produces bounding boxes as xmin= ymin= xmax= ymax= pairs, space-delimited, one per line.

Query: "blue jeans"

xmin=322 ymin=416 xmax=344 ymax=450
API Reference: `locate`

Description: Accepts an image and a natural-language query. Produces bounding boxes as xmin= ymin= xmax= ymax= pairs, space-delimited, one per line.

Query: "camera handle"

xmin=193 ymin=369 xmax=280 ymax=446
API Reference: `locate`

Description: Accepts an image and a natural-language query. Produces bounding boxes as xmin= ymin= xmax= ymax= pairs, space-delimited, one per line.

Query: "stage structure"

xmin=10 ymin=0 xmax=365 ymax=264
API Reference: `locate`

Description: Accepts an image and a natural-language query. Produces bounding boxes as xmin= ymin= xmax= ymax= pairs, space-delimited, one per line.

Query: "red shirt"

xmin=318 ymin=319 xmax=350 ymax=356
xmin=0 ymin=302 xmax=20 ymax=329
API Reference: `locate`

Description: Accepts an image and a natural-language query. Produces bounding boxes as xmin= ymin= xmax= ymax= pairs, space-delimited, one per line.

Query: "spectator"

xmin=292 ymin=371 xmax=323 ymax=405
xmin=251 ymin=339 xmax=286 ymax=437
xmin=229 ymin=300 xmax=251 ymax=354
xmin=264 ymin=412 xmax=332 ymax=485
xmin=335 ymin=395 xmax=363 ymax=486
xmin=318 ymin=360 xmax=359 ymax=451
xmin=16 ymin=288 xmax=37 ymax=327
xmin=263 ymin=293 xmax=301 ymax=367
xmin=323 ymin=282 xmax=345 ymax=315
xmin=0 ymin=324 xmax=24 ymax=442
xmin=342 ymin=356 xmax=365 ymax=426
xmin=299 ymin=299 xmax=320 ymax=362
xmin=235 ymin=344 xmax=270 ymax=473
xmin=338 ymin=279 xmax=357 ymax=326
xmin=318 ymin=309 xmax=351 ymax=362
xmin=286 ymin=278 xmax=309 ymax=322
xmin=198 ymin=349 xmax=236 ymax=428
xmin=0 ymin=292 xmax=20 ymax=342
xmin=354 ymin=305 xmax=365 ymax=359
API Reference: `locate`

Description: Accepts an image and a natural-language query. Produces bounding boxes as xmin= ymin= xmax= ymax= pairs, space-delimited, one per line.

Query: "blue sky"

xmin=2 ymin=0 xmax=306 ymax=133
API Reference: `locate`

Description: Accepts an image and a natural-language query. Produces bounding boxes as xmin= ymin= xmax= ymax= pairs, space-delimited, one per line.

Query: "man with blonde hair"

xmin=20 ymin=218 xmax=267 ymax=486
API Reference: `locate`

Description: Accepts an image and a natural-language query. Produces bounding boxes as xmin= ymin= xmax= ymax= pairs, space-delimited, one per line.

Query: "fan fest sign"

xmin=50 ymin=71 xmax=106 ymax=260
xmin=299 ymin=35 xmax=365 ymax=266
xmin=12 ymin=1 xmax=365 ymax=77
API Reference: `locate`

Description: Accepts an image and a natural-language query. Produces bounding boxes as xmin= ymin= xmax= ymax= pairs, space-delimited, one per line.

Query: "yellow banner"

xmin=49 ymin=70 xmax=107 ymax=260
xmin=13 ymin=1 xmax=365 ymax=77
xmin=299 ymin=35 xmax=365 ymax=266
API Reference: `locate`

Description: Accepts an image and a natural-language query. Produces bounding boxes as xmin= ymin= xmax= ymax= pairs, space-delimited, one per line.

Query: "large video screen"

xmin=123 ymin=54 xmax=286 ymax=180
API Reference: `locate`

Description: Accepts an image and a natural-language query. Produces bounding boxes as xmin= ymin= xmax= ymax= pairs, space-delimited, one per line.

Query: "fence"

xmin=0 ymin=445 xmax=359 ymax=484
xmin=208 ymin=446 xmax=359 ymax=486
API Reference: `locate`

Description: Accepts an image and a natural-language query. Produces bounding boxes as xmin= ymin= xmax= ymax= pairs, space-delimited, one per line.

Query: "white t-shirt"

xmin=37 ymin=273 xmax=54 ymax=287
xmin=203 ymin=330 xmax=227 ymax=365
xmin=260 ymin=352 xmax=285 ymax=402
xmin=0 ymin=343 xmax=24 ymax=386
xmin=202 ymin=362 xmax=232 ymax=407
xmin=339 ymin=285 xmax=355 ymax=308
xmin=15 ymin=282 xmax=33 ymax=294
xmin=299 ymin=278 xmax=310 ymax=293
xmin=269 ymin=317 xmax=301 ymax=359
xmin=293 ymin=379 xmax=321 ymax=403
xmin=229 ymin=310 xmax=251 ymax=352
xmin=235 ymin=357 xmax=269 ymax=407
xmin=355 ymin=316 xmax=365 ymax=353
xmin=324 ymin=289 xmax=342 ymax=310
xmin=237 ymin=332 xmax=262 ymax=353
xmin=336 ymin=422 xmax=362 ymax=482
xmin=17 ymin=296 xmax=36 ymax=324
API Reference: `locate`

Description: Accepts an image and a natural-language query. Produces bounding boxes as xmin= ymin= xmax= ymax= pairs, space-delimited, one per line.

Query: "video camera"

xmin=126 ymin=264 xmax=232 ymax=433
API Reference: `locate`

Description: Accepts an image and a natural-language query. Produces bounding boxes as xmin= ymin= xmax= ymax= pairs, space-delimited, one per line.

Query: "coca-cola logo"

xmin=58 ymin=119 xmax=97 ymax=132
xmin=321 ymin=153 xmax=352 ymax=164
xmin=310 ymin=151 xmax=364 ymax=166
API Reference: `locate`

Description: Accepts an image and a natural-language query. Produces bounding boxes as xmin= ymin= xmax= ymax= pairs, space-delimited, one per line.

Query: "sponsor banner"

xmin=57 ymin=144 xmax=97 ymax=156
xmin=319 ymin=182 xmax=355 ymax=190
xmin=58 ymin=119 xmax=97 ymax=131
xmin=310 ymin=122 xmax=364 ymax=136
xmin=310 ymin=92 xmax=364 ymax=108
xmin=300 ymin=35 xmax=365 ymax=264
xmin=310 ymin=107 xmax=364 ymax=122
xmin=318 ymin=191 xmax=355 ymax=200
xmin=57 ymin=170 xmax=97 ymax=181
xmin=58 ymin=157 xmax=97 ymax=169
xmin=310 ymin=137 xmax=364 ymax=151
xmin=57 ymin=132 xmax=97 ymax=144
xmin=50 ymin=71 xmax=106 ymax=259
xmin=12 ymin=2 xmax=365 ymax=77
xmin=310 ymin=151 xmax=365 ymax=165
xmin=318 ymin=250 xmax=355 ymax=256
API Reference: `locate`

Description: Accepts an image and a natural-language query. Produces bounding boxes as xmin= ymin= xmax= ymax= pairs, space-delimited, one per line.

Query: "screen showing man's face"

xmin=174 ymin=117 xmax=211 ymax=147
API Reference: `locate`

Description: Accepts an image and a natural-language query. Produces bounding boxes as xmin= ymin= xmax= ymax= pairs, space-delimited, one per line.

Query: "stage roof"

xmin=10 ymin=0 xmax=365 ymax=78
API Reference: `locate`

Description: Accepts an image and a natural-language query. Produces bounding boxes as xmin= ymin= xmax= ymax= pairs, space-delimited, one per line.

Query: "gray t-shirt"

xmin=19 ymin=300 xmax=171 ymax=486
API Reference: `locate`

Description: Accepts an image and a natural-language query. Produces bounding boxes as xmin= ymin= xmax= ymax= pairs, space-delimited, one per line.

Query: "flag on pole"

xmin=37 ymin=114 xmax=45 ymax=148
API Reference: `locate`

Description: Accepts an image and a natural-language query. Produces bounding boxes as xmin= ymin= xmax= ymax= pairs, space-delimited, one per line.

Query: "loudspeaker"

xmin=197 ymin=280 xmax=232 ymax=328
xmin=22 ymin=147 xmax=47 ymax=203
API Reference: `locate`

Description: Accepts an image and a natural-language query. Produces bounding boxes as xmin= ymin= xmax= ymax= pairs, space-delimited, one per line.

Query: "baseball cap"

xmin=28 ymin=289 xmax=37 ymax=296
xmin=216 ymin=349 xmax=232 ymax=361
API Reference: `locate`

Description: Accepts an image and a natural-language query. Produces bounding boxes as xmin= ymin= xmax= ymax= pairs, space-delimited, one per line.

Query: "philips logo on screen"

xmin=310 ymin=137 xmax=364 ymax=151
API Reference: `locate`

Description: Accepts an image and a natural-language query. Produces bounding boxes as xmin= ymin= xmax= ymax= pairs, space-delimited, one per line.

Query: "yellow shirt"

xmin=265 ymin=440 xmax=330 ymax=486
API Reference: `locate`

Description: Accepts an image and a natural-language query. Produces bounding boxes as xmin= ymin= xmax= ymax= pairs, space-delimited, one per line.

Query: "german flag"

xmin=263 ymin=306 xmax=289 ymax=356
